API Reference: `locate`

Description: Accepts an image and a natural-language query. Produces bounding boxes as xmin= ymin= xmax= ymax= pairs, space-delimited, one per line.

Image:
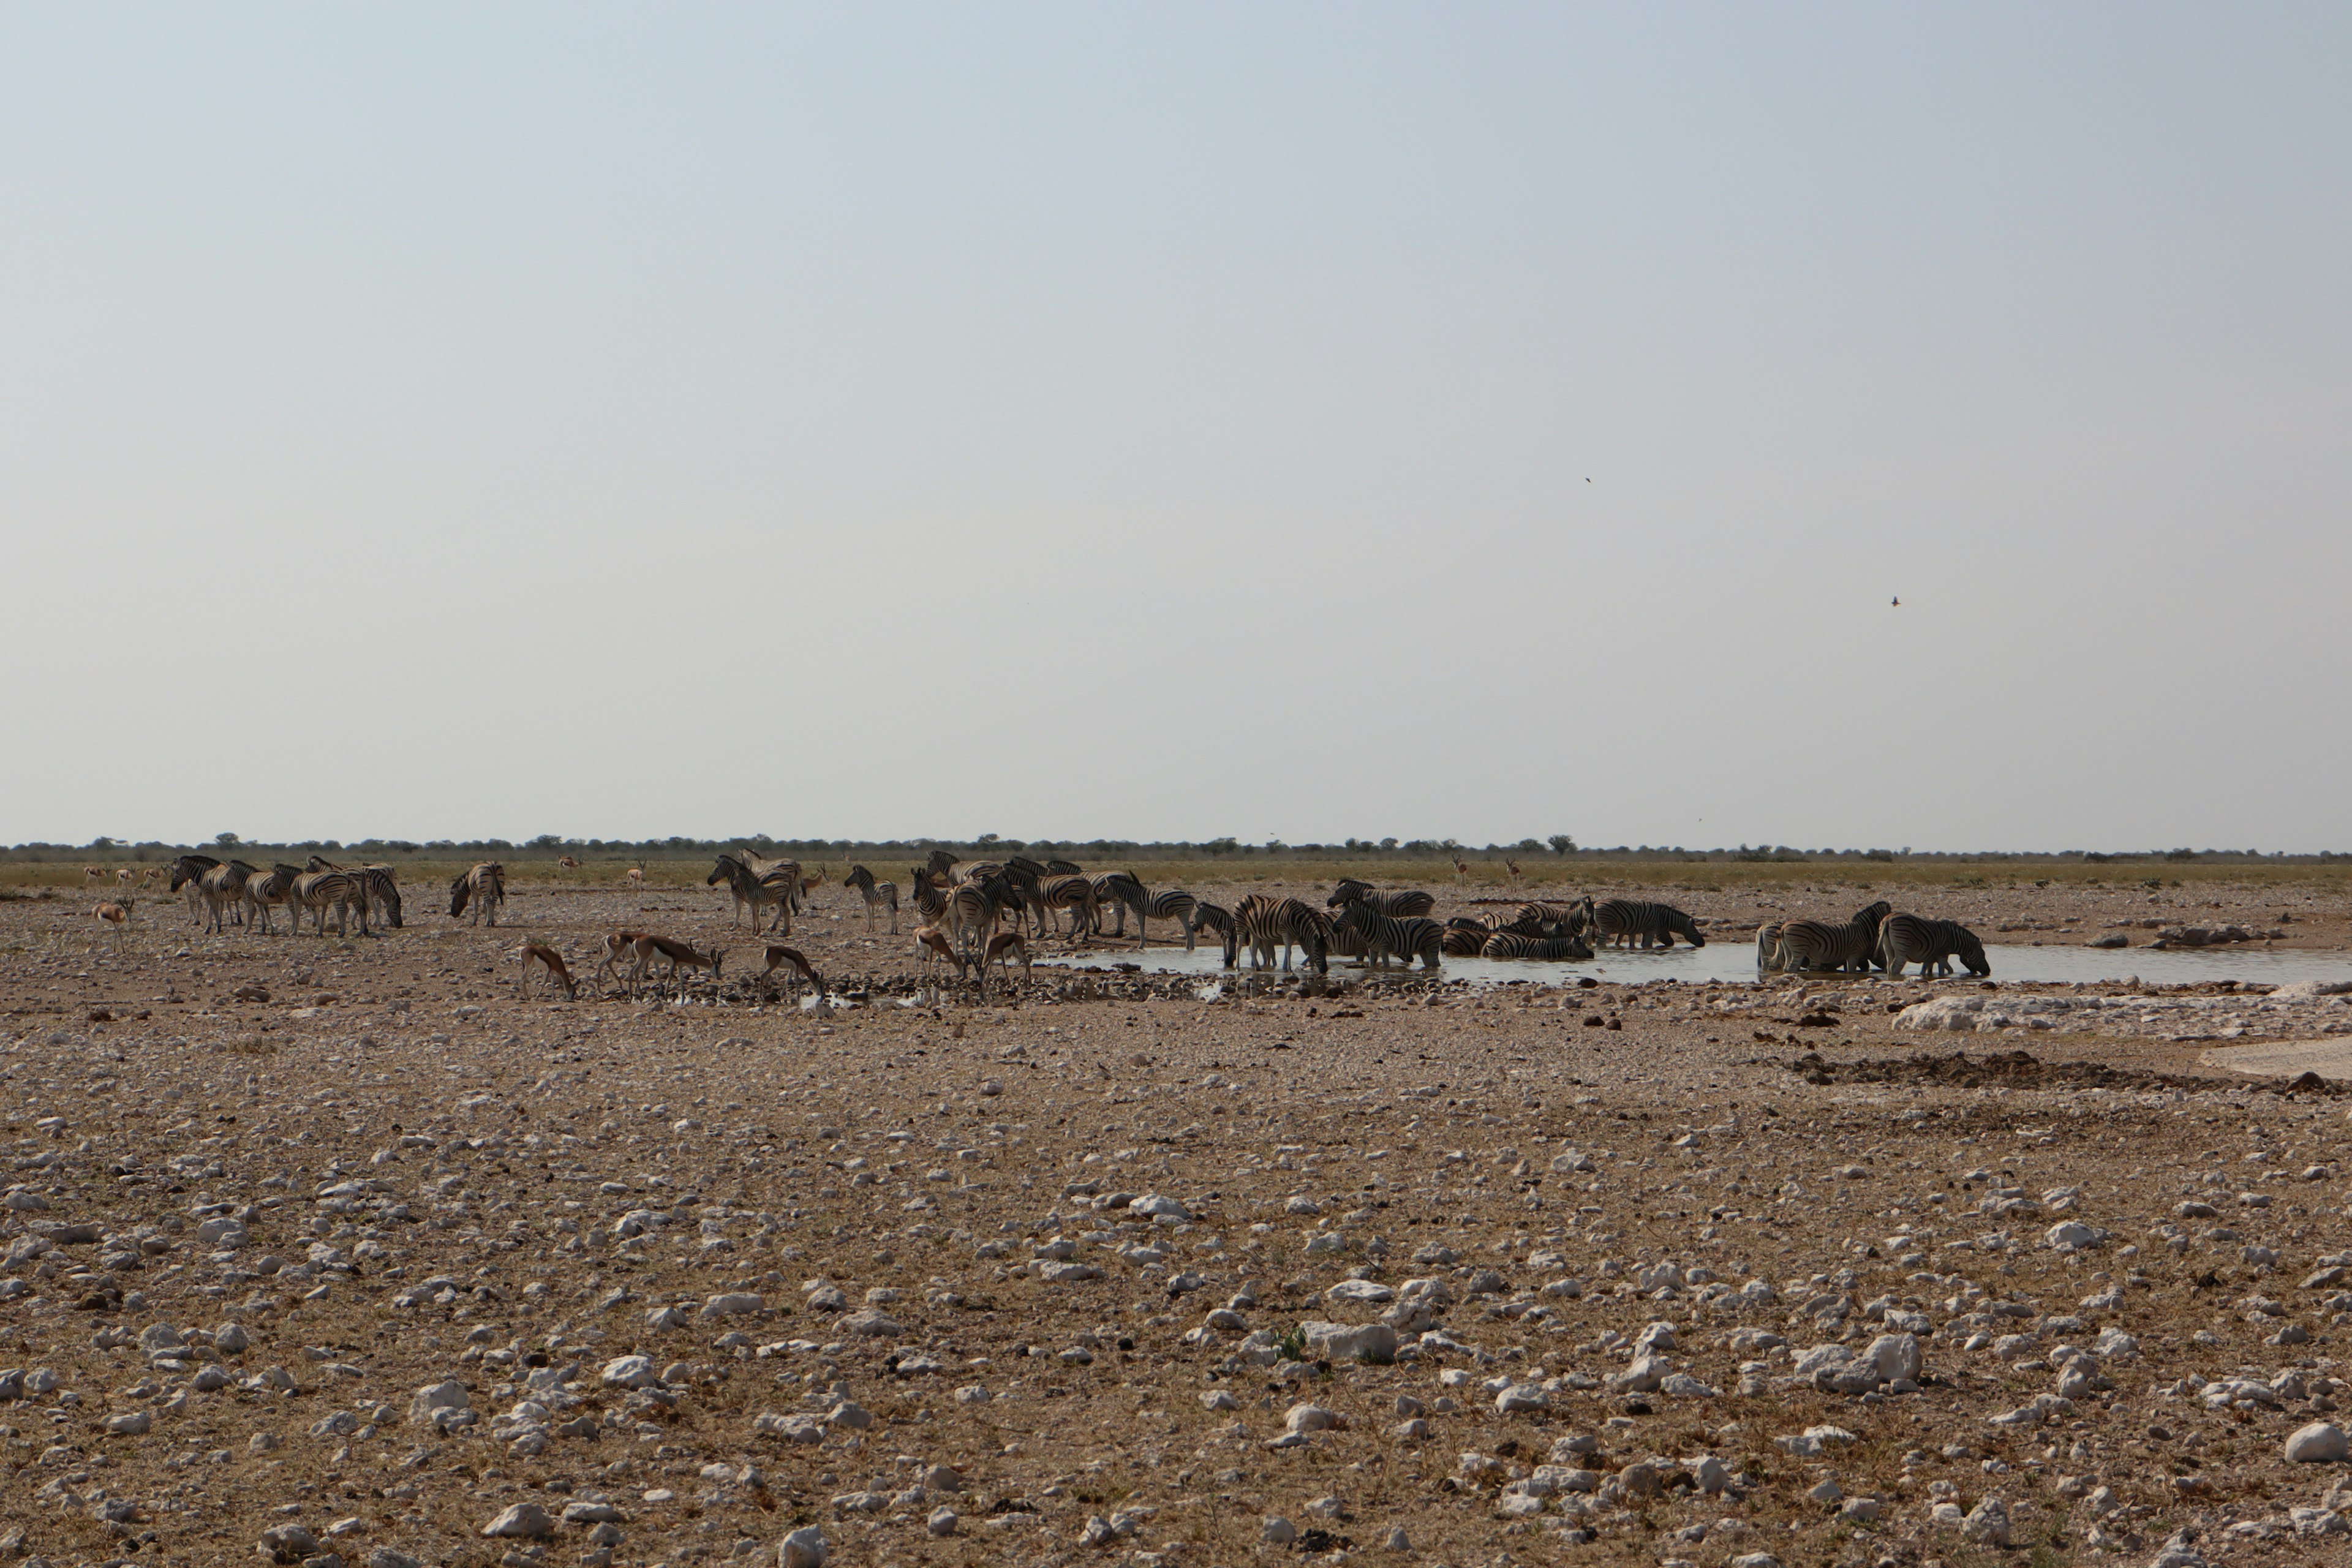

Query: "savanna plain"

xmin=6 ymin=858 xmax=2352 ymax=1568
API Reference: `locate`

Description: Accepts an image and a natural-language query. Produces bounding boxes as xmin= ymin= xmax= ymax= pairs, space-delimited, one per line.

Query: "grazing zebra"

xmin=293 ymin=869 xmax=370 ymax=937
xmin=448 ymin=862 xmax=507 ymax=926
xmin=1091 ymin=872 xmax=1149 ymax=943
xmin=1331 ymin=899 xmax=1444 ymax=969
xmin=353 ymin=865 xmax=402 ymax=929
xmin=758 ymin=943 xmax=824 ymax=1002
xmin=1770 ymin=900 xmax=1891 ymax=973
xmin=1480 ymin=930 xmax=1594 ymax=960
xmin=709 ymin=851 xmax=801 ymax=933
xmin=1327 ymin=879 xmax=1437 ymax=918
xmin=981 ymin=931 xmax=1032 ymax=995
xmin=627 ymin=934 xmax=724 ymax=1000
xmin=997 ymin=859 xmax=1054 ymax=938
xmin=1039 ymin=873 xmax=1100 ymax=939
xmin=519 ymin=942 xmax=578 ymax=1000
xmin=1878 ymin=914 xmax=1991 ymax=978
xmin=167 ymin=854 xmax=222 ymax=927
xmin=1592 ymin=899 xmax=1706 ymax=950
xmin=1229 ymin=895 xmax=1331 ymax=973
xmin=843 ymin=865 xmax=899 ymax=934
xmin=1139 ymin=889 xmax=1202 ymax=950
xmin=241 ymin=864 xmax=298 ymax=935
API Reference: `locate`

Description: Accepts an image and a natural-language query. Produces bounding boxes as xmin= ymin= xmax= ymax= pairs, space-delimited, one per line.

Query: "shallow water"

xmin=1039 ymin=940 xmax=2352 ymax=989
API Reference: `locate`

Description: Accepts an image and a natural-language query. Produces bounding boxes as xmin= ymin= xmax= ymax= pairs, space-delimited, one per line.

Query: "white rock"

xmin=778 ymin=1525 xmax=827 ymax=1568
xmin=599 ymin=1357 xmax=658 ymax=1390
xmin=2046 ymin=1221 xmax=2101 ymax=1251
xmin=1301 ymin=1321 xmax=1398 ymax=1362
xmin=1262 ymin=1517 xmax=1296 ymax=1545
xmin=1285 ymin=1403 xmax=1344 ymax=1434
xmin=1961 ymin=1496 xmax=2010 ymax=1547
xmin=701 ymin=1292 xmax=764 ymax=1317
xmin=1494 ymin=1382 xmax=1547 ymax=1414
xmin=925 ymin=1507 xmax=957 ymax=1537
xmin=407 ymin=1381 xmax=470 ymax=1422
xmin=2286 ymin=1422 xmax=2349 ymax=1463
xmin=1324 ymin=1280 xmax=1396 ymax=1306
xmin=480 ymin=1503 xmax=554 ymax=1540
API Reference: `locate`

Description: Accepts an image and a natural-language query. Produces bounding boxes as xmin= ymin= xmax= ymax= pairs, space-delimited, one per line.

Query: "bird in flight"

xmin=1891 ymin=596 xmax=1901 ymax=607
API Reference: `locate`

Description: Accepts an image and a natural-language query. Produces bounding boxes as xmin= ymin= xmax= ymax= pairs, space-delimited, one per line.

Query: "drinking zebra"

xmin=449 ymin=862 xmax=507 ymax=927
xmin=1330 ymin=899 xmax=1445 ymax=970
xmin=1877 ymin=914 xmax=1990 ymax=978
xmin=1091 ymin=872 xmax=1150 ymax=943
xmin=1480 ymin=931 xmax=1594 ymax=960
xmin=1328 ymin=879 xmax=1438 ymax=918
xmin=1139 ymin=888 xmax=1203 ymax=950
xmin=1592 ymin=899 xmax=1706 ymax=950
xmin=1754 ymin=922 xmax=1782 ymax=975
xmin=1192 ymin=900 xmax=1234 ymax=960
xmin=1441 ymin=924 xmax=1489 ymax=957
xmin=843 ymin=865 xmax=900 ymax=934
xmin=1229 ymin=895 xmax=1332 ymax=973
xmin=1768 ymin=900 xmax=1892 ymax=973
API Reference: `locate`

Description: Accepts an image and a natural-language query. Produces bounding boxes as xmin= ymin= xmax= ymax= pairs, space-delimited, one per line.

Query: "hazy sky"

xmin=6 ymin=6 xmax=2346 ymax=852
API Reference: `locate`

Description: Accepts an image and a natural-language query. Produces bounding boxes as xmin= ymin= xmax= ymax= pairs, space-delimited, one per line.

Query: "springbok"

xmin=519 ymin=941 xmax=578 ymax=1000
xmin=1450 ymin=856 xmax=1469 ymax=884
xmin=1506 ymin=859 xmax=1524 ymax=891
xmin=591 ymin=930 xmax=650 ymax=993
xmin=627 ymin=862 xmax=645 ymax=894
xmin=911 ymin=924 xmax=966 ymax=984
xmin=758 ymin=943 xmax=823 ymax=1003
xmin=627 ymin=935 xmax=723 ymax=1000
xmin=83 ymin=865 xmax=102 ymax=884
xmin=556 ymin=855 xmax=581 ymax=870
xmin=981 ymin=930 xmax=1031 ymax=995
xmin=115 ymin=868 xmax=133 ymax=888
xmin=93 ymin=899 xmax=131 ymax=943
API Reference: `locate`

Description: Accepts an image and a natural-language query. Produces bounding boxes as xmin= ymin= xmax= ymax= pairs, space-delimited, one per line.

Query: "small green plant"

xmin=1275 ymin=1324 xmax=1307 ymax=1361
xmin=1357 ymin=1346 xmax=1395 ymax=1366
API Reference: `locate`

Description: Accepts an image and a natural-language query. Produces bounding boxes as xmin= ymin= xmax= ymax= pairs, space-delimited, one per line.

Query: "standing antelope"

xmin=83 ymin=865 xmax=102 ymax=884
xmin=627 ymin=862 xmax=645 ymax=894
xmin=1450 ymin=856 xmax=1469 ymax=884
xmin=92 ymin=899 xmax=131 ymax=943
xmin=592 ymin=930 xmax=651 ymax=993
xmin=981 ymin=931 xmax=1031 ymax=995
xmin=519 ymin=941 xmax=578 ymax=1000
xmin=627 ymin=935 xmax=723 ymax=1000
xmin=1506 ymin=859 xmax=1524 ymax=891
xmin=843 ymin=865 xmax=899 ymax=933
xmin=115 ymin=868 xmax=133 ymax=888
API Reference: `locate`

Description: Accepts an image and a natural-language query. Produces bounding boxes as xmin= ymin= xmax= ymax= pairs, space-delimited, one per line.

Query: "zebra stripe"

xmin=238 ymin=864 xmax=296 ymax=935
xmin=1230 ymin=895 xmax=1331 ymax=973
xmin=1479 ymin=931 xmax=1596 ymax=960
xmin=1039 ymin=875 xmax=1100 ymax=938
xmin=1878 ymin=914 xmax=1990 ymax=978
xmin=1440 ymin=925 xmax=1489 ymax=957
xmin=357 ymin=865 xmax=402 ymax=930
xmin=1592 ymin=899 xmax=1706 ymax=950
xmin=1139 ymin=889 xmax=1201 ymax=951
xmin=1328 ymin=879 xmax=1438 ymax=918
xmin=843 ymin=865 xmax=900 ymax=935
xmin=1770 ymin=901 xmax=1891 ymax=973
xmin=707 ymin=853 xmax=799 ymax=934
xmin=193 ymin=860 xmax=254 ymax=934
xmin=448 ymin=862 xmax=506 ymax=927
xmin=1091 ymin=873 xmax=1149 ymax=942
xmin=1330 ymin=900 xmax=1444 ymax=970
xmin=293 ymin=870 xmax=369 ymax=937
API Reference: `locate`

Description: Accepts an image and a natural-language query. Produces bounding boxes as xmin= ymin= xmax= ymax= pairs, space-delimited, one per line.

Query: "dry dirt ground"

xmin=5 ymin=876 xmax=2352 ymax=1568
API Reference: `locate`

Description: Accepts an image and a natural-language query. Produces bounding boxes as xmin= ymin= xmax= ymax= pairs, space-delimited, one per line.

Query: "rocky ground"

xmin=4 ymin=877 xmax=2352 ymax=1568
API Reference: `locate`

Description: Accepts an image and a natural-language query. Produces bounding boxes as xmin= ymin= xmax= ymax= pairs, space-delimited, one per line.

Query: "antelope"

xmin=627 ymin=862 xmax=645 ymax=894
xmin=556 ymin=856 xmax=581 ymax=869
xmin=981 ymin=930 xmax=1031 ymax=995
xmin=115 ymin=868 xmax=132 ymax=888
xmin=519 ymin=941 xmax=578 ymax=1000
xmin=1506 ymin=859 xmax=1524 ymax=891
xmin=592 ymin=930 xmax=650 ymax=992
xmin=141 ymin=866 xmax=162 ymax=884
xmin=83 ymin=865 xmax=102 ymax=884
xmin=912 ymin=924 xmax=967 ymax=984
xmin=93 ymin=898 xmax=131 ymax=942
xmin=1450 ymin=856 xmax=1469 ymax=884
xmin=757 ymin=943 xmax=823 ymax=1003
xmin=628 ymin=935 xmax=724 ymax=1000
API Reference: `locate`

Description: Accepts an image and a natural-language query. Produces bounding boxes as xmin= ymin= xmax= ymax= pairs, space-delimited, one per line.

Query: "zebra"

xmin=924 ymin=848 xmax=961 ymax=881
xmin=843 ymin=865 xmax=899 ymax=934
xmin=941 ymin=874 xmax=1018 ymax=966
xmin=1592 ymin=899 xmax=1706 ymax=950
xmin=998 ymin=858 xmax=1055 ymax=938
xmin=1330 ymin=899 xmax=1444 ymax=970
xmin=1480 ymin=931 xmax=1595 ymax=961
xmin=167 ymin=854 xmax=223 ymax=927
xmin=194 ymin=860 xmax=253 ymax=934
xmin=1327 ymin=879 xmax=1436 ymax=918
xmin=1139 ymin=888 xmax=1202 ymax=950
xmin=908 ymin=867 xmax=950 ymax=925
xmin=241 ymin=864 xmax=299 ymax=935
xmin=356 ymin=865 xmax=402 ymax=930
xmin=1192 ymin=900 xmax=1234 ymax=961
xmin=1228 ymin=895 xmax=1330 ymax=973
xmin=1754 ymin=922 xmax=1782 ymax=975
xmin=708 ymin=852 xmax=799 ymax=933
xmin=448 ymin=862 xmax=507 ymax=927
xmin=1441 ymin=924 xmax=1489 ymax=957
xmin=1770 ymin=900 xmax=1892 ymax=973
xmin=1044 ymin=859 xmax=1084 ymax=875
xmin=293 ymin=869 xmax=370 ymax=937
xmin=1039 ymin=874 xmax=1100 ymax=939
xmin=1091 ymin=872 xmax=1149 ymax=944
xmin=1878 ymin=914 xmax=1990 ymax=978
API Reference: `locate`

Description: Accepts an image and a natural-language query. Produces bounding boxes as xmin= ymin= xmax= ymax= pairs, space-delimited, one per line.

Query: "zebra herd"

xmin=1757 ymin=900 xmax=1991 ymax=978
xmin=164 ymin=854 xmax=403 ymax=937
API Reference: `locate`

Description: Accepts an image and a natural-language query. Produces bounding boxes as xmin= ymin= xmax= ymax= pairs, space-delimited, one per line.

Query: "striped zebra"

xmin=241 ymin=864 xmax=298 ymax=935
xmin=843 ymin=865 xmax=899 ymax=934
xmin=1754 ymin=922 xmax=1782 ymax=975
xmin=192 ymin=859 xmax=252 ymax=934
xmin=1328 ymin=879 xmax=1437 ymax=918
xmin=1441 ymin=924 xmax=1489 ymax=957
xmin=708 ymin=852 xmax=800 ymax=934
xmin=1229 ymin=895 xmax=1331 ymax=973
xmin=908 ymin=867 xmax=950 ymax=925
xmin=1480 ymin=931 xmax=1594 ymax=960
xmin=1044 ymin=859 xmax=1084 ymax=875
xmin=1039 ymin=874 xmax=1099 ymax=939
xmin=1592 ymin=899 xmax=1706 ymax=950
xmin=1138 ymin=889 xmax=1202 ymax=950
xmin=1002 ymin=858 xmax=1054 ymax=937
xmin=1878 ymin=913 xmax=1990 ymax=978
xmin=1091 ymin=872 xmax=1149 ymax=944
xmin=1192 ymin=900 xmax=1234 ymax=961
xmin=167 ymin=854 xmax=223 ymax=927
xmin=1330 ymin=899 xmax=1444 ymax=970
xmin=1770 ymin=900 xmax=1891 ymax=973
xmin=356 ymin=865 xmax=402 ymax=929
xmin=294 ymin=869 xmax=370 ymax=937
xmin=448 ymin=862 xmax=507 ymax=927
xmin=940 ymin=876 xmax=1006 ymax=965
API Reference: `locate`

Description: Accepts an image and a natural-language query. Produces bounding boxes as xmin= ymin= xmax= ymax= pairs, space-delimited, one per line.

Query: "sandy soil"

xmin=4 ymin=875 xmax=2352 ymax=1568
